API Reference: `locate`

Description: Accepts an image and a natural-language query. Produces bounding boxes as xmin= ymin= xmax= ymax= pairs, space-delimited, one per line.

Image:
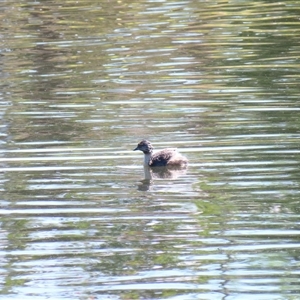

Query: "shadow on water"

xmin=138 ymin=165 xmax=188 ymax=191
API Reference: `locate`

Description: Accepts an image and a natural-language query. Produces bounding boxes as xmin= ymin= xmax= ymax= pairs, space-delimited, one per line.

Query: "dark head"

xmin=133 ymin=140 xmax=154 ymax=154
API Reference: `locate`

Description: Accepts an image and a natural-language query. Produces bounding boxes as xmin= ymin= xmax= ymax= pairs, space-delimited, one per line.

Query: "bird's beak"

xmin=133 ymin=147 xmax=139 ymax=151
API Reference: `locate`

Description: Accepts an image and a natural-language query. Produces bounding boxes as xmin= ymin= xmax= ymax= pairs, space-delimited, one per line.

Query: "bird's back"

xmin=149 ymin=148 xmax=182 ymax=167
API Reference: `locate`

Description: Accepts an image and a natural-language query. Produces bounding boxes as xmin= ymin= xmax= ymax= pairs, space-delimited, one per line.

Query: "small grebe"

xmin=134 ymin=139 xmax=188 ymax=167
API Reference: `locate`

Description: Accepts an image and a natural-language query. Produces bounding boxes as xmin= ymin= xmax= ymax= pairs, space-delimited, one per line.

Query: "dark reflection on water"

xmin=138 ymin=165 xmax=188 ymax=191
xmin=0 ymin=0 xmax=300 ymax=299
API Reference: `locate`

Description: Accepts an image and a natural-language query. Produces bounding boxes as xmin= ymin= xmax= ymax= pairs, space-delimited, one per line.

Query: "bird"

xmin=133 ymin=139 xmax=188 ymax=167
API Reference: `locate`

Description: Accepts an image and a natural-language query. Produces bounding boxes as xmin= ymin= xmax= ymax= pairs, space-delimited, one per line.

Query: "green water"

xmin=0 ymin=0 xmax=300 ymax=299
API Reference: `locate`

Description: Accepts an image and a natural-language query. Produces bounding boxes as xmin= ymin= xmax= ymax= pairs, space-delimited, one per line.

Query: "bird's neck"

xmin=143 ymin=152 xmax=152 ymax=165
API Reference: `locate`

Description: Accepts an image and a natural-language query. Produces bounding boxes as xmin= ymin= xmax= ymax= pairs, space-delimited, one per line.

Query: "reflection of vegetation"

xmin=6 ymin=219 xmax=29 ymax=250
xmin=0 ymin=218 xmax=29 ymax=294
xmin=1 ymin=278 xmax=26 ymax=295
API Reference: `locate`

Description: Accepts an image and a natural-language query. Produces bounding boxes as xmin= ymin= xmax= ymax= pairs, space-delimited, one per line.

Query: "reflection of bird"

xmin=144 ymin=165 xmax=187 ymax=180
xmin=133 ymin=139 xmax=188 ymax=167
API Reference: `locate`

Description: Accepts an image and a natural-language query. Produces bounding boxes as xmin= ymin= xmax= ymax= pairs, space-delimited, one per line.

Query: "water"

xmin=1 ymin=0 xmax=300 ymax=299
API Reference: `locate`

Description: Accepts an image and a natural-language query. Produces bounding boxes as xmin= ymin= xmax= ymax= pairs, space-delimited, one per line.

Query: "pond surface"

xmin=1 ymin=0 xmax=300 ymax=299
